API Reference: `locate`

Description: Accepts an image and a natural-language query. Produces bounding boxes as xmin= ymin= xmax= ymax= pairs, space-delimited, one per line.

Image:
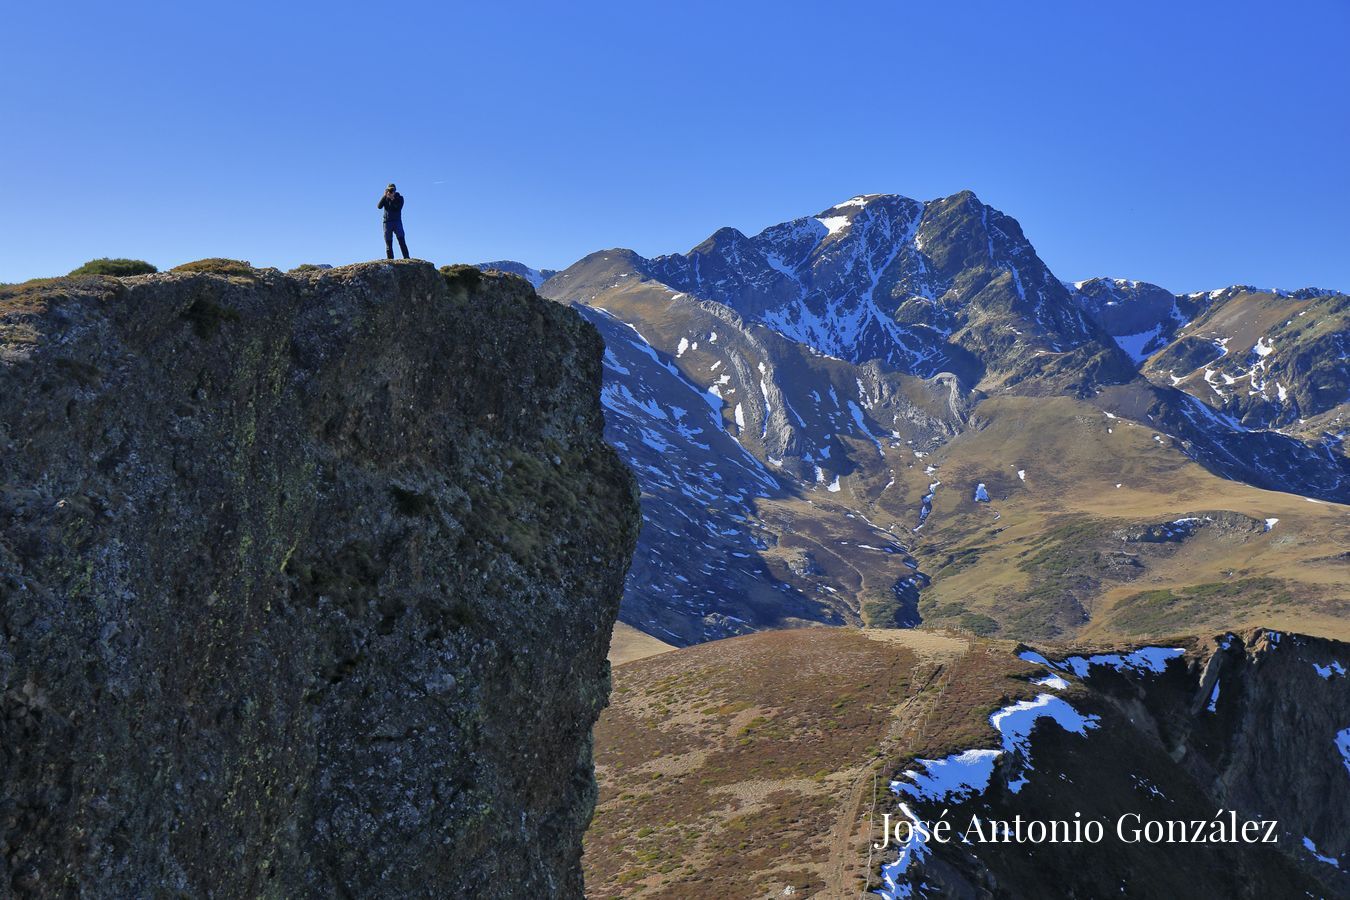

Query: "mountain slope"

xmin=1144 ymin=286 xmax=1348 ymax=438
xmin=587 ymin=627 xmax=1350 ymax=898
xmin=637 ymin=192 xmax=1132 ymax=394
xmin=482 ymin=190 xmax=1348 ymax=648
xmin=559 ymin=261 xmax=960 ymax=644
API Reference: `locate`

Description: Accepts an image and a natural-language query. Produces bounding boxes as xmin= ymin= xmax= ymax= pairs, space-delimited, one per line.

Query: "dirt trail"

xmin=821 ymin=629 xmax=970 ymax=898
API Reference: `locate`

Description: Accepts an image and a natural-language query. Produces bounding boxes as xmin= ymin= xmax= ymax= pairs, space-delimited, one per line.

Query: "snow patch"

xmin=1313 ymin=661 xmax=1346 ymax=679
xmin=815 ymin=214 xmax=851 ymax=237
xmin=881 ymin=689 xmax=1100 ymax=897
xmin=1058 ymin=647 xmax=1184 ymax=678
xmin=1303 ymin=836 xmax=1341 ymax=868
xmin=894 ymin=749 xmax=1001 ymax=804
xmin=1113 ymin=325 xmax=1164 ymax=364
xmin=1032 ymin=673 xmax=1070 ymax=690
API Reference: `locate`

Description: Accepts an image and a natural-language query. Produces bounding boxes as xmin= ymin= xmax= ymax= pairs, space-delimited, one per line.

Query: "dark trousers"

xmin=384 ymin=219 xmax=409 ymax=259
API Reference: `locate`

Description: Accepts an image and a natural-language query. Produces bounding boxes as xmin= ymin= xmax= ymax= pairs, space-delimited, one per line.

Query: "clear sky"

xmin=5 ymin=1 xmax=1348 ymax=292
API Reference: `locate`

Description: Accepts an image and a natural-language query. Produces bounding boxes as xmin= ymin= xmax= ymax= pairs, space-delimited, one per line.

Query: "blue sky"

xmin=5 ymin=1 xmax=1348 ymax=291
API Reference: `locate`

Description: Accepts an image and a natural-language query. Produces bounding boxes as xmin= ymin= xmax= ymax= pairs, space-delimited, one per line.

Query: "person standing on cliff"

xmin=378 ymin=183 xmax=410 ymax=260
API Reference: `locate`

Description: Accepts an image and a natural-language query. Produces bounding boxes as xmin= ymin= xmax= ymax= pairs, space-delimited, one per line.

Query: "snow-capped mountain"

xmin=481 ymin=191 xmax=1349 ymax=646
xmin=1144 ymin=287 xmax=1348 ymax=436
xmin=639 ymin=191 xmax=1128 ymax=392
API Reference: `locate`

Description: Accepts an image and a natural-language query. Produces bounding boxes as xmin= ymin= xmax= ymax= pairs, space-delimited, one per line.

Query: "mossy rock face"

xmin=68 ymin=257 xmax=158 ymax=277
xmin=0 ymin=260 xmax=639 ymax=897
xmin=171 ymin=257 xmax=256 ymax=276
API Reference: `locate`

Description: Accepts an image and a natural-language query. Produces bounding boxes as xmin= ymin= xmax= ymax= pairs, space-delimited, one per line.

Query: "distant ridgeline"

xmin=480 ymin=192 xmax=1348 ymax=646
xmin=0 ymin=261 xmax=639 ymax=897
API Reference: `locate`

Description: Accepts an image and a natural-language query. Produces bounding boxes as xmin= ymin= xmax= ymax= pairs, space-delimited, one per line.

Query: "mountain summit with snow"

xmin=481 ymin=191 xmax=1349 ymax=646
xmin=638 ymin=191 xmax=1128 ymax=392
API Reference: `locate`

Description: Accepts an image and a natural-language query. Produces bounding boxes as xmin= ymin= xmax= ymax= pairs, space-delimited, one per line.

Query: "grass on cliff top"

xmin=171 ymin=258 xmax=256 ymax=276
xmin=68 ymin=257 xmax=157 ymax=277
xmin=440 ymin=264 xmax=483 ymax=292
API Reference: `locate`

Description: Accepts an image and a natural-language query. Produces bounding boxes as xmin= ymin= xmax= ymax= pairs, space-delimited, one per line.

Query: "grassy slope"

xmin=859 ymin=394 xmax=1349 ymax=642
xmin=608 ymin=621 xmax=677 ymax=665
xmin=552 ymin=255 xmax=1348 ymax=646
xmin=585 ymin=628 xmax=1045 ymax=898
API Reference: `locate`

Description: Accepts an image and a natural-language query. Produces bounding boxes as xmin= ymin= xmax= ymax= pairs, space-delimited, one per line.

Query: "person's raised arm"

xmin=377 ymin=194 xmax=387 ymax=210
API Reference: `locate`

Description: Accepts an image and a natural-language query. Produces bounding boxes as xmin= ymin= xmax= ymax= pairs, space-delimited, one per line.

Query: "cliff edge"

xmin=0 ymin=261 xmax=639 ymax=897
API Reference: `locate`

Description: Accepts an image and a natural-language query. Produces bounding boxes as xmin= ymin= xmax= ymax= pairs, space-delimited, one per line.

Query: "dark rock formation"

xmin=896 ymin=630 xmax=1350 ymax=898
xmin=0 ymin=261 xmax=639 ymax=897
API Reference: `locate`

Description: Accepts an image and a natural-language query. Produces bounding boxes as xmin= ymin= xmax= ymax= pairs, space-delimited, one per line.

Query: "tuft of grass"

xmin=68 ymin=257 xmax=157 ymax=277
xmin=172 ymin=258 xmax=255 ymax=277
xmin=440 ymin=264 xmax=483 ymax=290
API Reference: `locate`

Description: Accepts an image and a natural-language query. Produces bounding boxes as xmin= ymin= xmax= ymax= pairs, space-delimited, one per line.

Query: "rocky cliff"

xmin=878 ymin=629 xmax=1350 ymax=898
xmin=0 ymin=261 xmax=639 ymax=897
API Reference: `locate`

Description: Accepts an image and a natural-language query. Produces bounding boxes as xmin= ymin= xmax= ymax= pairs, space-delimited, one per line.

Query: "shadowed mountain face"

xmin=1071 ymin=277 xmax=1348 ymax=440
xmin=631 ymin=192 xmax=1131 ymax=393
xmin=481 ymin=190 xmax=1349 ymax=647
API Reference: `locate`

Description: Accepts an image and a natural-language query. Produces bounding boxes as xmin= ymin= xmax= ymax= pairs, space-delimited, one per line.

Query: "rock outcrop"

xmin=0 ymin=261 xmax=639 ymax=897
xmin=886 ymin=629 xmax=1350 ymax=898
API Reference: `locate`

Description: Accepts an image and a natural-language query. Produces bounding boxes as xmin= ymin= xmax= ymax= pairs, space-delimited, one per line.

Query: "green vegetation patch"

xmin=440 ymin=264 xmax=483 ymax=291
xmin=1017 ymin=519 xmax=1105 ymax=578
xmin=172 ymin=258 xmax=256 ymax=277
xmin=1109 ymin=577 xmax=1293 ymax=634
xmin=68 ymin=257 xmax=157 ymax=277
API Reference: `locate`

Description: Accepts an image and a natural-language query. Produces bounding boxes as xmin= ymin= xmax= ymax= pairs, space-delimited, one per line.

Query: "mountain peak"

xmin=818 ymin=193 xmax=894 ymax=214
xmin=812 ymin=194 xmax=908 ymax=238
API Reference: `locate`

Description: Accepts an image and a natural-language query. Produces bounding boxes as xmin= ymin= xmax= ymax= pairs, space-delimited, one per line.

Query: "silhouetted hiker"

xmin=378 ymin=183 xmax=410 ymax=260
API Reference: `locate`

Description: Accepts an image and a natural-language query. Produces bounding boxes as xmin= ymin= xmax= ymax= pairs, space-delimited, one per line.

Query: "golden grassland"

xmin=585 ymin=627 xmax=1057 ymax=898
xmin=855 ymin=394 xmax=1349 ymax=643
xmin=608 ymin=621 xmax=678 ymax=666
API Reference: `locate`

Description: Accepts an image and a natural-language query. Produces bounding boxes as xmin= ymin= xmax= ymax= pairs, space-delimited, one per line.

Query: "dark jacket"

xmin=378 ymin=191 xmax=405 ymax=222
